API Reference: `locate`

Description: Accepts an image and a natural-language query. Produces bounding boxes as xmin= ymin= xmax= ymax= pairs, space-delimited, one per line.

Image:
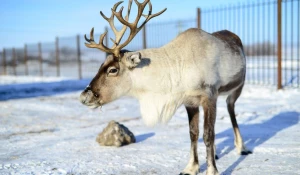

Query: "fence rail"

xmin=0 ymin=0 xmax=299 ymax=89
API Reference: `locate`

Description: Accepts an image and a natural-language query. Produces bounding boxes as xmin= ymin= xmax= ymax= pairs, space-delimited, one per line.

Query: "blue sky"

xmin=0 ymin=0 xmax=249 ymax=49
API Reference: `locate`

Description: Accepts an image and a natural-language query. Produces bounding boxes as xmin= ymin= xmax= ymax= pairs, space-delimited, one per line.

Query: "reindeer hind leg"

xmin=226 ymin=84 xmax=252 ymax=155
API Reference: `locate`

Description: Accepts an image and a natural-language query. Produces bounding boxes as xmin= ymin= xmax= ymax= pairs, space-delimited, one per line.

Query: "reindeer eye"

xmin=107 ymin=67 xmax=119 ymax=76
xmin=109 ymin=68 xmax=118 ymax=74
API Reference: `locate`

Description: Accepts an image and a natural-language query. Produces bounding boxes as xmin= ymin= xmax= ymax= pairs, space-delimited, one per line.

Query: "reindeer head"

xmin=80 ymin=0 xmax=166 ymax=108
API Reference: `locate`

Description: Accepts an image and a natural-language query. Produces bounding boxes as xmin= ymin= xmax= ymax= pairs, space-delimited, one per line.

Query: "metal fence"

xmin=0 ymin=0 xmax=299 ymax=89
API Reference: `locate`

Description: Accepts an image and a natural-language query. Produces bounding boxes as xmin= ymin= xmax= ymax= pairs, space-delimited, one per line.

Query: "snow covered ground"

xmin=0 ymin=76 xmax=300 ymax=175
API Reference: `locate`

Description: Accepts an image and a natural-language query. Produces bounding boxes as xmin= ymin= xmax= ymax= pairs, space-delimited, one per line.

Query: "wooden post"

xmin=38 ymin=42 xmax=43 ymax=76
xmin=143 ymin=25 xmax=147 ymax=49
xmin=2 ymin=48 xmax=7 ymax=75
xmin=197 ymin=8 xmax=201 ymax=29
xmin=77 ymin=35 xmax=82 ymax=79
xmin=24 ymin=44 xmax=28 ymax=75
xmin=12 ymin=48 xmax=16 ymax=75
xmin=277 ymin=0 xmax=282 ymax=89
xmin=55 ymin=37 xmax=60 ymax=77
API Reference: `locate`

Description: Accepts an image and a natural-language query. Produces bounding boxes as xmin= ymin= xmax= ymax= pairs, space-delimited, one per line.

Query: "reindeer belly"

xmin=218 ymin=66 xmax=245 ymax=95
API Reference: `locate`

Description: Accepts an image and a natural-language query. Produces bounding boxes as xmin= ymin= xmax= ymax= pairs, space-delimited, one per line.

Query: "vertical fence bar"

xmin=213 ymin=8 xmax=216 ymax=31
xmin=210 ymin=9 xmax=212 ymax=31
xmin=77 ymin=35 xmax=82 ymax=79
xmin=268 ymin=0 xmax=271 ymax=85
xmin=212 ymin=8 xmax=215 ymax=32
xmin=277 ymin=0 xmax=282 ymax=89
xmin=2 ymin=48 xmax=7 ymax=75
xmin=247 ymin=2 xmax=250 ymax=83
xmin=263 ymin=2 xmax=266 ymax=85
xmin=24 ymin=44 xmax=28 ymax=75
xmin=290 ymin=0 xmax=293 ymax=87
xmin=218 ymin=5 xmax=221 ymax=31
xmin=297 ymin=1 xmax=300 ymax=87
xmin=197 ymin=8 xmax=201 ymax=29
xmin=12 ymin=48 xmax=16 ymax=75
xmin=55 ymin=37 xmax=60 ymax=77
xmin=274 ymin=1 xmax=277 ymax=86
xmin=38 ymin=42 xmax=43 ymax=76
xmin=237 ymin=3 xmax=240 ymax=39
xmin=143 ymin=25 xmax=147 ymax=49
xmin=224 ymin=5 xmax=226 ymax=31
xmin=284 ymin=1 xmax=287 ymax=86
xmin=243 ymin=2 xmax=247 ymax=82
xmin=234 ymin=4 xmax=237 ymax=34
xmin=252 ymin=2 xmax=255 ymax=84
xmin=257 ymin=2 xmax=260 ymax=84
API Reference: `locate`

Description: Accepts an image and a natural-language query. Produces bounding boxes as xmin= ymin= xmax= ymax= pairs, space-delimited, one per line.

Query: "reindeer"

xmin=79 ymin=0 xmax=252 ymax=174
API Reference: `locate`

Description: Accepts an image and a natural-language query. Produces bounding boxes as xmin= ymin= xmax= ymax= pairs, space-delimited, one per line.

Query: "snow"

xmin=0 ymin=76 xmax=67 ymax=85
xmin=0 ymin=76 xmax=300 ymax=175
xmin=0 ymin=76 xmax=90 ymax=101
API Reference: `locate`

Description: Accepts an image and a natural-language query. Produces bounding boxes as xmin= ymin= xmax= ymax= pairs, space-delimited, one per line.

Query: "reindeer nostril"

xmin=84 ymin=87 xmax=91 ymax=93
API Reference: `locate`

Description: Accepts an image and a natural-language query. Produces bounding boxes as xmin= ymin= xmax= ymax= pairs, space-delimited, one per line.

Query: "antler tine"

xmin=85 ymin=0 xmax=166 ymax=57
xmin=100 ymin=11 xmax=109 ymax=21
xmin=112 ymin=6 xmax=132 ymax=28
xmin=114 ymin=0 xmax=133 ymax=44
xmin=133 ymin=0 xmax=150 ymax=6
xmin=133 ymin=0 xmax=150 ymax=26
xmin=112 ymin=0 xmax=166 ymax=52
xmin=126 ymin=0 xmax=132 ymax=21
xmin=100 ymin=1 xmax=123 ymax=36
xmin=99 ymin=0 xmax=133 ymax=49
xmin=84 ymin=28 xmax=113 ymax=53
xmin=142 ymin=0 xmax=152 ymax=17
xmin=84 ymin=27 xmax=95 ymax=42
xmin=141 ymin=8 xmax=167 ymax=26
xmin=113 ymin=1 xmax=124 ymax=11
xmin=110 ymin=38 xmax=118 ymax=45
xmin=98 ymin=31 xmax=109 ymax=47
xmin=100 ymin=1 xmax=123 ymax=20
xmin=148 ymin=8 xmax=167 ymax=20
xmin=113 ymin=0 xmax=149 ymax=29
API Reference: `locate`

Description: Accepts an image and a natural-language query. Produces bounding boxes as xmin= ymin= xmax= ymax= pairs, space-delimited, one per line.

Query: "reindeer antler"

xmin=84 ymin=0 xmax=167 ymax=57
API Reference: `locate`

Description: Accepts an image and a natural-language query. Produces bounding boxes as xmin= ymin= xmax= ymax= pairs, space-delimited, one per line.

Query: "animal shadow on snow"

xmin=135 ymin=132 xmax=155 ymax=143
xmin=198 ymin=111 xmax=299 ymax=174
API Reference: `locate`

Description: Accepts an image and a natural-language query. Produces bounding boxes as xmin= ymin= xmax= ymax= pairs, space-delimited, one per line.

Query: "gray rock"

xmin=96 ymin=120 xmax=135 ymax=147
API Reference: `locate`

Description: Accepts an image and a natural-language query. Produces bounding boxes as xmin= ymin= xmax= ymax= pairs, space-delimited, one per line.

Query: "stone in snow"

xmin=96 ymin=120 xmax=135 ymax=147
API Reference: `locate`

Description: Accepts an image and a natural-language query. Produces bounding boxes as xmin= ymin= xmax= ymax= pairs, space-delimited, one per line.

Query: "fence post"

xmin=143 ymin=25 xmax=147 ymax=49
xmin=55 ymin=37 xmax=60 ymax=77
xmin=12 ymin=48 xmax=16 ymax=75
xmin=197 ymin=8 xmax=201 ymax=29
xmin=277 ymin=0 xmax=282 ymax=89
xmin=24 ymin=44 xmax=28 ymax=75
xmin=38 ymin=42 xmax=43 ymax=76
xmin=77 ymin=35 xmax=82 ymax=79
xmin=2 ymin=48 xmax=7 ymax=75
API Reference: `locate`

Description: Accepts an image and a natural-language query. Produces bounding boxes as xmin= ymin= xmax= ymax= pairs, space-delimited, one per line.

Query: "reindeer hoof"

xmin=241 ymin=150 xmax=252 ymax=155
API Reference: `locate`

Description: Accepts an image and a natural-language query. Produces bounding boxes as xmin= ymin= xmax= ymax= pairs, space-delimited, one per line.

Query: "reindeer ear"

xmin=125 ymin=52 xmax=141 ymax=69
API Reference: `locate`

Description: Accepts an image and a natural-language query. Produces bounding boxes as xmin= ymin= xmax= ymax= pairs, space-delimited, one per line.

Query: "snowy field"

xmin=0 ymin=76 xmax=300 ymax=175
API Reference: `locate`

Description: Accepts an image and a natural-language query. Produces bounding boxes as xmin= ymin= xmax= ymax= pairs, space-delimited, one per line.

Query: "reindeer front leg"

xmin=180 ymin=106 xmax=200 ymax=175
xmin=202 ymin=96 xmax=219 ymax=175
